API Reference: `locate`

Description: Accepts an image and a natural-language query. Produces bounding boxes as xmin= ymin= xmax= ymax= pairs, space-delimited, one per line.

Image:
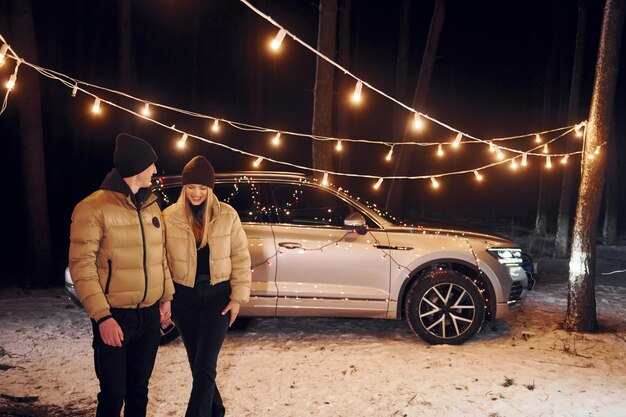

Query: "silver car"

xmin=66 ymin=171 xmax=534 ymax=345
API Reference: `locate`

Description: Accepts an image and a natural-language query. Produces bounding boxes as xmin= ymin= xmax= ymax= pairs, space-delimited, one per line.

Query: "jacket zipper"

xmin=137 ymin=204 xmax=149 ymax=306
xmin=104 ymin=259 xmax=113 ymax=294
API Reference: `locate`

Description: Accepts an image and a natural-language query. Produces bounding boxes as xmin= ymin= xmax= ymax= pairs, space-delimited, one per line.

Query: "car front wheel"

xmin=405 ymin=269 xmax=485 ymax=345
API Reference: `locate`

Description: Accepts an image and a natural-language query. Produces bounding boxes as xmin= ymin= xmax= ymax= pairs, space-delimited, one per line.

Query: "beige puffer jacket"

xmin=163 ymin=192 xmax=251 ymax=304
xmin=69 ymin=170 xmax=175 ymax=322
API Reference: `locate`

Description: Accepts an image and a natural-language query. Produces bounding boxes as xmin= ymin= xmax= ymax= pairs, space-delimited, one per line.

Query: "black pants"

xmin=91 ymin=303 xmax=161 ymax=417
xmin=172 ymin=280 xmax=231 ymax=417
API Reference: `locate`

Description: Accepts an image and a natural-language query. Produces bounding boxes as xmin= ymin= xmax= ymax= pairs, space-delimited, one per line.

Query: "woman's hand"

xmin=160 ymin=301 xmax=172 ymax=327
xmin=221 ymin=300 xmax=240 ymax=327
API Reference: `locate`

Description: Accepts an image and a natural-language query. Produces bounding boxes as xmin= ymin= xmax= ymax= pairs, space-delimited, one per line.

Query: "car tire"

xmin=405 ymin=269 xmax=485 ymax=345
xmin=159 ymin=323 xmax=180 ymax=346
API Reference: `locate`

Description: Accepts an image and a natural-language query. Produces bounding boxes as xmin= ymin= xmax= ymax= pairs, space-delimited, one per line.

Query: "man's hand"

xmin=221 ymin=300 xmax=240 ymax=327
xmin=99 ymin=318 xmax=124 ymax=347
xmin=160 ymin=301 xmax=172 ymax=327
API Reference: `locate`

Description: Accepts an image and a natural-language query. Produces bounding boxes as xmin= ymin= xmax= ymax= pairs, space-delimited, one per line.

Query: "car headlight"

xmin=487 ymin=248 xmax=524 ymax=265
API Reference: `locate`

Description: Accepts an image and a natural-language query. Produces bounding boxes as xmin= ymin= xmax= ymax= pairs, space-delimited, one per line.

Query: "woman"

xmin=163 ymin=156 xmax=251 ymax=417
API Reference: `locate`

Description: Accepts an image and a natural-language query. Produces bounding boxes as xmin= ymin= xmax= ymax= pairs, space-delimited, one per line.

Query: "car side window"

xmin=213 ymin=182 xmax=275 ymax=223
xmin=271 ymin=183 xmax=374 ymax=228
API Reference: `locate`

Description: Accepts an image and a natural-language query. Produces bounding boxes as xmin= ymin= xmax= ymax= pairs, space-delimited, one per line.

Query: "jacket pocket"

xmin=104 ymin=260 xmax=113 ymax=294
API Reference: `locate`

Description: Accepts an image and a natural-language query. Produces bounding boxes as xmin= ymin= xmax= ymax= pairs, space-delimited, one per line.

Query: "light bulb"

xmin=575 ymin=123 xmax=584 ymax=137
xmin=272 ymin=132 xmax=281 ymax=146
xmin=71 ymin=84 xmax=78 ymax=97
xmin=474 ymin=170 xmax=483 ymax=181
xmin=543 ymin=144 xmax=549 ymax=154
xmin=373 ymin=178 xmax=383 ymax=189
xmin=385 ymin=147 xmax=393 ymax=161
xmin=412 ymin=112 xmax=424 ymax=130
xmin=495 ymin=146 xmax=504 ymax=160
xmin=560 ymin=154 xmax=569 ymax=164
xmin=142 ymin=102 xmax=150 ymax=116
xmin=177 ymin=133 xmax=188 ymax=148
xmin=212 ymin=119 xmax=220 ymax=132
xmin=430 ymin=177 xmax=439 ymax=189
xmin=253 ymin=156 xmax=263 ymax=167
xmin=92 ymin=97 xmax=101 ymax=114
xmin=322 ymin=172 xmax=329 ymax=186
xmin=535 ymin=134 xmax=542 ymax=143
xmin=270 ymin=28 xmax=287 ymax=51
xmin=352 ymin=80 xmax=363 ymax=103
xmin=489 ymin=142 xmax=495 ymax=153
xmin=521 ymin=153 xmax=528 ymax=166
xmin=5 ymin=74 xmax=16 ymax=90
xmin=511 ymin=158 xmax=518 ymax=170
xmin=546 ymin=155 xmax=552 ymax=169
xmin=0 ymin=44 xmax=8 ymax=66
xmin=437 ymin=144 xmax=444 ymax=157
xmin=452 ymin=132 xmax=462 ymax=148
xmin=335 ymin=140 xmax=342 ymax=151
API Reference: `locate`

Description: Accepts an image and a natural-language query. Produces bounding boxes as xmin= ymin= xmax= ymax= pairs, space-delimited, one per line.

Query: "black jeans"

xmin=91 ymin=303 xmax=161 ymax=417
xmin=172 ymin=280 xmax=231 ymax=417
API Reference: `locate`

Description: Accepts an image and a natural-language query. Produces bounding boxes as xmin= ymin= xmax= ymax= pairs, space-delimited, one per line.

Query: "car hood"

xmin=384 ymin=225 xmax=518 ymax=248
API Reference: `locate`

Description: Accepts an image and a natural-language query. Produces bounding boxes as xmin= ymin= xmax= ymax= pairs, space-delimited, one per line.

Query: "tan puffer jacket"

xmin=163 ymin=192 xmax=251 ymax=304
xmin=69 ymin=170 xmax=175 ymax=322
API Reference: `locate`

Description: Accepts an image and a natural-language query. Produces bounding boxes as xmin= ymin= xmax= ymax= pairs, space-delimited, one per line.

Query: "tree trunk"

xmin=385 ymin=0 xmax=446 ymax=216
xmin=391 ymin=0 xmax=411 ymax=141
xmin=312 ymin=0 xmax=337 ymax=173
xmin=566 ymin=0 xmax=625 ymax=332
xmin=601 ymin=125 xmax=618 ymax=245
xmin=118 ymin=0 xmax=133 ymax=133
xmin=555 ymin=0 xmax=587 ymax=258
xmin=336 ymin=0 xmax=352 ymax=187
xmin=11 ymin=0 xmax=53 ymax=287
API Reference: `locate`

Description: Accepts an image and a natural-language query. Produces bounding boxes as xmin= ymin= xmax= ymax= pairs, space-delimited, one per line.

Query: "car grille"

xmin=508 ymin=281 xmax=523 ymax=302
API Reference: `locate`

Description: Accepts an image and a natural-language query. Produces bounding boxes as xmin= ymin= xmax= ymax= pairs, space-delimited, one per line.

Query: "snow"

xmin=1 ymin=280 xmax=625 ymax=417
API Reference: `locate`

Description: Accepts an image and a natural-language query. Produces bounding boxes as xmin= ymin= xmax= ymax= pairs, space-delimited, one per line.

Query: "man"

xmin=69 ymin=133 xmax=175 ymax=417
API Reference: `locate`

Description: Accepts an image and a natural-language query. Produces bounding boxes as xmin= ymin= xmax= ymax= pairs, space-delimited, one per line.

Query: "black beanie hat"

xmin=113 ymin=133 xmax=158 ymax=178
xmin=182 ymin=156 xmax=215 ymax=188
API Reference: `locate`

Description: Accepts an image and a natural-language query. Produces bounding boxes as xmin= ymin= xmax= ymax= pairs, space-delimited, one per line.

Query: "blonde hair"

xmin=177 ymin=185 xmax=211 ymax=248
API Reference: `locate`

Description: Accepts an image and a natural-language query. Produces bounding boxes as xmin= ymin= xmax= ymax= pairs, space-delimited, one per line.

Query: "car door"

xmin=269 ymin=182 xmax=391 ymax=318
xmin=213 ymin=180 xmax=278 ymax=317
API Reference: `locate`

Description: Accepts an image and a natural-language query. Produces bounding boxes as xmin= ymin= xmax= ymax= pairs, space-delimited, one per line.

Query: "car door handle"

xmin=374 ymin=244 xmax=414 ymax=251
xmin=278 ymin=242 xmax=302 ymax=249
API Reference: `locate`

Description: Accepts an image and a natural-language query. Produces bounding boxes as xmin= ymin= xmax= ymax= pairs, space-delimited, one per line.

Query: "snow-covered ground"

xmin=1 ymin=278 xmax=625 ymax=417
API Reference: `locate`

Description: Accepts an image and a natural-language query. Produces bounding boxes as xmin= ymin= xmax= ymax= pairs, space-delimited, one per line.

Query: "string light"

xmin=91 ymin=97 xmax=101 ymax=114
xmin=270 ymin=28 xmax=287 ymax=51
xmin=575 ymin=123 xmax=584 ymax=137
xmin=452 ymin=132 xmax=462 ymax=148
xmin=253 ymin=156 xmax=264 ymax=167
xmin=594 ymin=146 xmax=601 ymax=155
xmin=542 ymin=144 xmax=549 ymax=154
xmin=535 ymin=134 xmax=542 ymax=143
xmin=352 ymin=80 xmax=363 ymax=103
xmin=437 ymin=144 xmax=444 ymax=157
xmin=473 ymin=170 xmax=483 ymax=181
xmin=271 ymin=132 xmax=281 ymax=146
xmin=321 ymin=172 xmax=329 ymax=186
xmin=430 ymin=177 xmax=440 ymax=189
xmin=5 ymin=74 xmax=16 ymax=90
xmin=373 ymin=177 xmax=383 ymax=189
xmin=71 ymin=84 xmax=78 ymax=97
xmin=177 ymin=133 xmax=188 ymax=148
xmin=489 ymin=142 xmax=495 ymax=153
xmin=335 ymin=139 xmax=342 ymax=151
xmin=0 ymin=43 xmax=7 ymax=65
xmin=522 ymin=153 xmax=528 ymax=166
xmin=510 ymin=158 xmax=518 ymax=170
xmin=385 ymin=146 xmax=393 ymax=162
xmin=412 ymin=112 xmax=424 ymax=130
xmin=495 ymin=146 xmax=504 ymax=160
xmin=545 ymin=155 xmax=552 ymax=169
xmin=141 ymin=102 xmax=150 ymax=116
xmin=212 ymin=118 xmax=220 ymax=132
xmin=560 ymin=154 xmax=569 ymax=164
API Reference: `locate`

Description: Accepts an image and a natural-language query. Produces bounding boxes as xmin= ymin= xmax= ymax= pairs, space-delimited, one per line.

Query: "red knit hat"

xmin=182 ymin=156 xmax=215 ymax=188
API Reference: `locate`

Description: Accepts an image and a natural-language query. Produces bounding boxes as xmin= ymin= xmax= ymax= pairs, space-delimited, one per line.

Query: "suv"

xmin=66 ymin=171 xmax=534 ymax=345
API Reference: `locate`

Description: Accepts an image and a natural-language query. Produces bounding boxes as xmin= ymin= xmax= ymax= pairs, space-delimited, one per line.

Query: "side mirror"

xmin=344 ymin=212 xmax=367 ymax=235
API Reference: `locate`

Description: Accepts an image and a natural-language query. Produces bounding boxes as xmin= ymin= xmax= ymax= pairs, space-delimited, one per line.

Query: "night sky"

xmin=0 ymin=0 xmax=624 ymax=285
